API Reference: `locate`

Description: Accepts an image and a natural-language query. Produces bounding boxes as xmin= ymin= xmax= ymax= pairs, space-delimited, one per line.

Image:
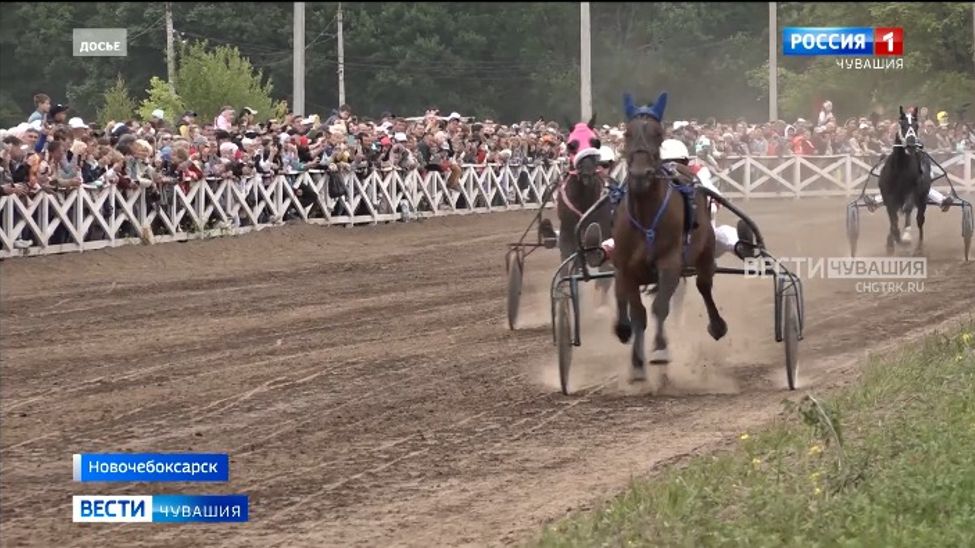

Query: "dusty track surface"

xmin=2 ymin=196 xmax=973 ymax=547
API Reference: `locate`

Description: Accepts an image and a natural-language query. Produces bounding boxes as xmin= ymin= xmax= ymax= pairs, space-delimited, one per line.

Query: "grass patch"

xmin=535 ymin=325 xmax=975 ymax=547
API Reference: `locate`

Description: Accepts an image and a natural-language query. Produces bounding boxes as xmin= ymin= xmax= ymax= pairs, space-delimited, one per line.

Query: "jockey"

xmin=598 ymin=139 xmax=756 ymax=261
xmin=598 ymin=145 xmax=619 ymax=182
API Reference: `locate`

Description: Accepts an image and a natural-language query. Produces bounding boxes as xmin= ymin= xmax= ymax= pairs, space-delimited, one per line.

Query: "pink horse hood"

xmin=567 ymin=123 xmax=599 ymax=167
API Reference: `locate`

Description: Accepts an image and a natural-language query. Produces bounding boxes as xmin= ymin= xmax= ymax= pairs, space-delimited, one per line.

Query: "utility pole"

xmin=769 ymin=2 xmax=778 ymax=121
xmin=293 ymin=2 xmax=305 ymax=116
xmin=971 ymin=3 xmax=974 ymax=74
xmin=338 ymin=2 xmax=346 ymax=106
xmin=580 ymin=2 xmax=592 ymax=121
xmin=165 ymin=1 xmax=176 ymax=88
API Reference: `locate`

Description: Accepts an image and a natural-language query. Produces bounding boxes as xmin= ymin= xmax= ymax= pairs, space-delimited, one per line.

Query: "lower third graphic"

xmin=73 ymin=494 xmax=248 ymax=523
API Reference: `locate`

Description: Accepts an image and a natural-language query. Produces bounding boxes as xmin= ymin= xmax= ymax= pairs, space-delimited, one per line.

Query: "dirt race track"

xmin=2 ymin=195 xmax=973 ymax=547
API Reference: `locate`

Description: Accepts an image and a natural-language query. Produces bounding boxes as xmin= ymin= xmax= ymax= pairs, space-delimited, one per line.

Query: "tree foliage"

xmin=175 ymin=41 xmax=287 ymax=124
xmin=97 ymin=76 xmax=138 ymax=127
xmin=137 ymin=77 xmax=186 ymax=125
xmin=0 ymin=2 xmax=971 ymax=127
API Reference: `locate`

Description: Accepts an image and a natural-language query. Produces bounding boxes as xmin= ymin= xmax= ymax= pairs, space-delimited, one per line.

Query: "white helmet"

xmin=660 ymin=139 xmax=690 ymax=161
xmin=598 ymin=145 xmax=616 ymax=164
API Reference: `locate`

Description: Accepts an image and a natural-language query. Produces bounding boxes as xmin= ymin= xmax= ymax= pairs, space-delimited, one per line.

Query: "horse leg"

xmin=627 ymin=284 xmax=648 ymax=379
xmin=595 ymin=276 xmax=612 ymax=309
xmin=696 ymin=265 xmax=727 ymax=341
xmin=649 ymin=267 xmax=681 ymax=364
xmin=613 ymin=272 xmax=632 ymax=343
xmin=886 ymin=206 xmax=900 ymax=255
xmin=914 ymin=202 xmax=926 ymax=256
xmin=901 ymin=205 xmax=914 ymax=244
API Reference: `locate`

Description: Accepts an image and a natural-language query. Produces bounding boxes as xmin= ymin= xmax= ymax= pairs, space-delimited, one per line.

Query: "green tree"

xmin=138 ymin=77 xmax=186 ymax=125
xmin=97 ymin=76 xmax=138 ymax=127
xmin=175 ymin=41 xmax=287 ymax=123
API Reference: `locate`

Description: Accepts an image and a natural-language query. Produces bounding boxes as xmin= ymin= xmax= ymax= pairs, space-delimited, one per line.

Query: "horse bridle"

xmin=896 ymin=112 xmax=921 ymax=148
xmin=557 ymin=161 xmax=607 ymax=218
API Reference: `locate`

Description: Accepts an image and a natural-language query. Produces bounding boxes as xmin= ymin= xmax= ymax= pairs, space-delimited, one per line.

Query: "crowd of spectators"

xmin=1 ymin=93 xmax=971 ymax=249
xmin=2 ymin=94 xmax=973 ymax=205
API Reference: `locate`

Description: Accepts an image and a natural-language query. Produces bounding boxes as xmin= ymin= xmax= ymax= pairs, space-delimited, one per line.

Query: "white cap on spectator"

xmin=28 ymin=120 xmax=43 ymax=131
xmin=152 ymin=109 xmax=165 ymax=120
xmin=219 ymin=142 xmax=238 ymax=154
xmin=301 ymin=116 xmax=315 ymax=125
xmin=378 ymin=121 xmax=392 ymax=134
xmin=673 ymin=121 xmax=689 ymax=130
xmin=68 ymin=117 xmax=88 ymax=129
xmin=394 ymin=132 xmax=408 ymax=142
xmin=279 ymin=133 xmax=291 ymax=144
xmin=448 ymin=112 xmax=462 ymax=121
xmin=241 ymin=137 xmax=254 ymax=147
xmin=11 ymin=123 xmax=29 ymax=137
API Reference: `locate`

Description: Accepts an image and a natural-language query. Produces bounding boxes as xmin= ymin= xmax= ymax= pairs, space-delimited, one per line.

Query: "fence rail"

xmin=2 ymin=152 xmax=972 ymax=258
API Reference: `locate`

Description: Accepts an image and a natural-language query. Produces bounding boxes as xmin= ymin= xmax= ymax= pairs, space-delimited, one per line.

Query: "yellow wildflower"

xmin=740 ymin=433 xmax=750 ymax=441
xmin=808 ymin=444 xmax=824 ymax=456
xmin=814 ymin=487 xmax=822 ymax=495
xmin=961 ymin=332 xmax=973 ymax=347
xmin=751 ymin=457 xmax=762 ymax=468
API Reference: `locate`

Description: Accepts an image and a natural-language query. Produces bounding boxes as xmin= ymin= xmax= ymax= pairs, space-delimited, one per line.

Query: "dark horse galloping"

xmin=878 ymin=106 xmax=933 ymax=255
xmin=540 ymin=116 xmax=615 ymax=299
xmin=611 ymin=92 xmax=725 ymax=381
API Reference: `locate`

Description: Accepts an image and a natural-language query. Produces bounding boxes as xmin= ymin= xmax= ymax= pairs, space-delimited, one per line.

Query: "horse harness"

xmin=554 ymin=167 xmax=613 ymax=218
xmin=614 ymin=162 xmax=701 ymax=263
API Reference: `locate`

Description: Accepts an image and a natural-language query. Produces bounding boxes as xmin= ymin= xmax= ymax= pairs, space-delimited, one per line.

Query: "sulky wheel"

xmin=555 ymin=294 xmax=573 ymax=395
xmin=846 ymin=204 xmax=860 ymax=258
xmin=782 ymin=287 xmax=800 ymax=390
xmin=962 ymin=204 xmax=973 ymax=262
xmin=506 ymin=250 xmax=524 ymax=330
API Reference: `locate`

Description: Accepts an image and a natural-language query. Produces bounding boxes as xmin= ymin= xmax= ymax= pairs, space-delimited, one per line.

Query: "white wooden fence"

xmin=2 ymin=153 xmax=972 ymax=258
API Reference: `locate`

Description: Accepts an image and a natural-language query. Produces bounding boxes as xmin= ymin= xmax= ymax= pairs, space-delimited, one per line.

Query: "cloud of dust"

xmin=524 ymin=272 xmax=786 ymax=396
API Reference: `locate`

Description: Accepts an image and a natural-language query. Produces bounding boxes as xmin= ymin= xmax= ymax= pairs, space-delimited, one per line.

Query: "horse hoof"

xmin=649 ymin=349 xmax=671 ymax=365
xmin=629 ymin=365 xmax=647 ymax=382
xmin=707 ymin=320 xmax=728 ymax=341
xmin=615 ymin=323 xmax=632 ymax=343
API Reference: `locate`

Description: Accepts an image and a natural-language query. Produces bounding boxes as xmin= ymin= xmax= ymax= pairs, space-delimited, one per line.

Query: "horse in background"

xmin=878 ymin=106 xmax=932 ymax=255
xmin=539 ymin=115 xmax=615 ymax=299
xmin=611 ymin=92 xmax=725 ymax=381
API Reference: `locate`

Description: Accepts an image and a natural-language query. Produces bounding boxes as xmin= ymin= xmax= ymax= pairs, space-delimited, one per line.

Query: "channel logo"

xmin=72 ymin=494 xmax=248 ymax=523
xmin=783 ymin=27 xmax=903 ymax=56
xmin=73 ymin=496 xmax=152 ymax=523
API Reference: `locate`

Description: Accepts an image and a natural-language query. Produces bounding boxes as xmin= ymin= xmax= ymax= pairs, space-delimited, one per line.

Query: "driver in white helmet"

xmin=597 ymin=145 xmax=617 ymax=170
xmin=598 ymin=138 xmax=754 ymax=261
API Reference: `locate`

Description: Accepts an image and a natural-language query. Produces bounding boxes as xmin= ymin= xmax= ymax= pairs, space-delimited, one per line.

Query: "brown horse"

xmin=539 ymin=116 xmax=614 ymax=298
xmin=611 ymin=92 xmax=727 ymax=381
